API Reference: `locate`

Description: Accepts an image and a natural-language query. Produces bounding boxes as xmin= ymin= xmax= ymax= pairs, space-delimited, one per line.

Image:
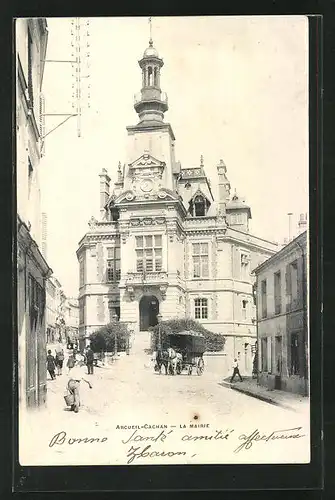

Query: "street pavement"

xmin=20 ymin=333 xmax=311 ymax=466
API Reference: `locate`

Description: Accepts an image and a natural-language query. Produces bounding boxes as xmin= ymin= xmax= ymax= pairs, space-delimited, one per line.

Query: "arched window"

xmin=148 ymin=66 xmax=153 ymax=86
xmin=110 ymin=206 xmax=120 ymax=222
xmin=154 ymin=67 xmax=158 ymax=86
xmin=188 ymin=194 xmax=210 ymax=217
xmin=194 ymin=195 xmax=206 ymax=216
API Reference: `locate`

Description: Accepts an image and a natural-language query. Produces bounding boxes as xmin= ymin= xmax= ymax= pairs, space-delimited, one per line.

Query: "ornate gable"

xmin=114 ymin=190 xmax=137 ymax=205
xmin=191 ymin=188 xmax=211 ymax=203
xmin=129 ymin=152 xmax=165 ymax=180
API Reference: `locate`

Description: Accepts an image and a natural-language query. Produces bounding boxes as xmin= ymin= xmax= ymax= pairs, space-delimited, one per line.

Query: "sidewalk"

xmin=220 ymin=376 xmax=309 ymax=413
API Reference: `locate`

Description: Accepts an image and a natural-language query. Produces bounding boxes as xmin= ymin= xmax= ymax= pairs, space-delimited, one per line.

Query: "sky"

xmin=39 ymin=16 xmax=309 ymax=298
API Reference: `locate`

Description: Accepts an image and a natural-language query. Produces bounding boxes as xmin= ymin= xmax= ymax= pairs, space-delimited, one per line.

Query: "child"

xmin=47 ymin=350 xmax=56 ymax=380
xmin=66 ymin=354 xmax=75 ymax=375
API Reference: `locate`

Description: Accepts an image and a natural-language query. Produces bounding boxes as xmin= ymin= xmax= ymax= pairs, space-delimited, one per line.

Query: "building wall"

xmin=255 ymin=231 xmax=308 ymax=395
xmin=16 ymin=18 xmax=51 ymax=410
xmin=77 ymin=207 xmax=276 ymax=375
xmin=76 ymin=37 xmax=278 ymax=374
xmin=16 ymin=19 xmax=47 ymax=249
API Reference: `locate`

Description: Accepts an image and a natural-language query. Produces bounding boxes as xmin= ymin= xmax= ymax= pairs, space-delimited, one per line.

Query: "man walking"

xmin=230 ymin=358 xmax=243 ymax=383
xmin=47 ymin=350 xmax=56 ymax=380
xmin=85 ymin=345 xmax=94 ymax=375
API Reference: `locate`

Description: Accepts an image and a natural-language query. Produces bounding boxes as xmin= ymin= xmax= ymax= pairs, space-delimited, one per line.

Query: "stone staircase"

xmin=131 ymin=330 xmax=151 ymax=356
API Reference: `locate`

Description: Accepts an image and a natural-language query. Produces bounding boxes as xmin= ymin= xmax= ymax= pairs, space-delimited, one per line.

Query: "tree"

xmin=89 ymin=321 xmax=131 ymax=353
xmin=149 ymin=318 xmax=225 ymax=352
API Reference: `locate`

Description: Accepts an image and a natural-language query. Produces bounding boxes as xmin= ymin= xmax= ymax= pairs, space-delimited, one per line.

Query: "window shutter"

xmin=285 ymin=264 xmax=292 ymax=311
xmin=267 ymin=338 xmax=272 ymax=373
xmin=97 ymin=243 xmax=104 ymax=281
xmin=285 ymin=264 xmax=291 ymax=294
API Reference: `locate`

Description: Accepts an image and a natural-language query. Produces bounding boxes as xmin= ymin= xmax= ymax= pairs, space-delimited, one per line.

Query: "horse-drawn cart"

xmin=165 ymin=330 xmax=206 ymax=376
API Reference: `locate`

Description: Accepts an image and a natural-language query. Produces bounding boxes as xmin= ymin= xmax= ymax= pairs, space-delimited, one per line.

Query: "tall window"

xmin=108 ymin=301 xmax=120 ymax=322
xmin=136 ymin=235 xmax=162 ymax=273
xmin=290 ymin=261 xmax=298 ymax=302
xmin=79 ymin=256 xmax=85 ymax=287
xmin=240 ymin=253 xmax=250 ymax=281
xmin=28 ymin=157 xmax=33 ymax=199
xmin=261 ymin=337 xmax=268 ymax=372
xmin=154 ymin=67 xmax=158 ymax=86
xmin=79 ymin=297 xmax=85 ymax=325
xmin=242 ymin=299 xmax=247 ymax=320
xmin=27 ymin=29 xmax=34 ymax=107
xmin=274 ymin=271 xmax=282 ymax=314
xmin=286 ymin=260 xmax=298 ymax=310
xmin=148 ymin=66 xmax=153 ymax=86
xmin=28 ymin=274 xmax=45 ymax=330
xmin=192 ymin=243 xmax=209 ymax=278
xmin=261 ymin=279 xmax=267 ymax=318
xmin=290 ymin=333 xmax=300 ymax=375
xmin=194 ymin=298 xmax=208 ymax=319
xmin=106 ymin=247 xmax=121 ymax=282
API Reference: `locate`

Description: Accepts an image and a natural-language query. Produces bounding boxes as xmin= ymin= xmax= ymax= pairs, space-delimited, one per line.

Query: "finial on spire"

xmin=200 ymin=154 xmax=204 ymax=167
xmin=148 ymin=17 xmax=153 ymax=45
xmin=117 ymin=161 xmax=122 ymax=182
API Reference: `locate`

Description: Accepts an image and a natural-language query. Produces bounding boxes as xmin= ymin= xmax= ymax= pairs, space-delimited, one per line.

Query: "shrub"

xmin=89 ymin=321 xmax=131 ymax=353
xmin=149 ymin=318 xmax=225 ymax=352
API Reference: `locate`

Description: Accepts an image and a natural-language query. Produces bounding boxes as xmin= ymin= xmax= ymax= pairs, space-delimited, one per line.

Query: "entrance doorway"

xmin=275 ymin=335 xmax=282 ymax=389
xmin=139 ymin=295 xmax=159 ymax=331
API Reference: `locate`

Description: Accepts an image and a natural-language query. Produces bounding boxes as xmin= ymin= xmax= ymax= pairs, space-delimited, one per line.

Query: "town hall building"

xmin=76 ymin=35 xmax=278 ymax=373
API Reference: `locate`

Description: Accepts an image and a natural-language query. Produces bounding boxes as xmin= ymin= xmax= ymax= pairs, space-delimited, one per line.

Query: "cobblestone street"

xmin=20 ymin=334 xmax=310 ymax=466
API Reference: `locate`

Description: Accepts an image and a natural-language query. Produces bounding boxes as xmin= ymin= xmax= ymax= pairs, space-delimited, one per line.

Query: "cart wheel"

xmin=197 ymin=357 xmax=204 ymax=375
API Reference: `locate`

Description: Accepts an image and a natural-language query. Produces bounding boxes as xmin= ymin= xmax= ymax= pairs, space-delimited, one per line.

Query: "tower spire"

xmin=149 ymin=17 xmax=153 ymax=45
xmin=133 ymin=24 xmax=168 ymax=124
xmin=217 ymin=159 xmax=231 ymax=215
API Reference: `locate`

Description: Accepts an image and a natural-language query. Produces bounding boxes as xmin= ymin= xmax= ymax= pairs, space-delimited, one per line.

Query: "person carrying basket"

xmin=64 ymin=363 xmax=92 ymax=413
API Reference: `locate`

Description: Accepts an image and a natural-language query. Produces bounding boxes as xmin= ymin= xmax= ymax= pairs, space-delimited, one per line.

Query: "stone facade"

xmin=46 ymin=275 xmax=79 ymax=345
xmin=254 ymin=230 xmax=308 ymax=395
xmin=77 ymin=37 xmax=277 ymax=374
xmin=16 ymin=18 xmax=52 ymax=409
xmin=45 ymin=276 xmax=63 ymax=344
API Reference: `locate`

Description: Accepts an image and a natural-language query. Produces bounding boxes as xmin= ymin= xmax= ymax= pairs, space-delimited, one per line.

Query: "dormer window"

xmin=188 ymin=193 xmax=211 ymax=217
xmin=109 ymin=205 xmax=120 ymax=222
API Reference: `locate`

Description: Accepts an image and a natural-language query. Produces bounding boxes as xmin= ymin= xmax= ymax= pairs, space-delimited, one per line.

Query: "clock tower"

xmin=121 ymin=34 xmax=178 ymax=195
xmin=111 ymin=30 xmax=186 ymax=331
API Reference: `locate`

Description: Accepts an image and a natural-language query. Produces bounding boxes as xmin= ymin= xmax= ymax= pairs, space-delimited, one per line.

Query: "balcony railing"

xmin=125 ymin=271 xmax=168 ymax=285
xmin=134 ymin=91 xmax=168 ymax=106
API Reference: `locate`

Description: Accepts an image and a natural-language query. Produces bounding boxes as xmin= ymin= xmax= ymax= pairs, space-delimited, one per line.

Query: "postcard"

xmin=16 ymin=15 xmax=310 ymax=466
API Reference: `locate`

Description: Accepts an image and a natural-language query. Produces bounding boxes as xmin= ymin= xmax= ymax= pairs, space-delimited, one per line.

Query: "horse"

xmin=167 ymin=347 xmax=183 ymax=375
xmin=154 ymin=349 xmax=169 ymax=375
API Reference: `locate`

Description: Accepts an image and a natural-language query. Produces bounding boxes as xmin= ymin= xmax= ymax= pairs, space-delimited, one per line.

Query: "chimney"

xmin=99 ymin=168 xmax=111 ymax=219
xmin=298 ymin=213 xmax=308 ymax=234
xmin=217 ymin=159 xmax=230 ymax=215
